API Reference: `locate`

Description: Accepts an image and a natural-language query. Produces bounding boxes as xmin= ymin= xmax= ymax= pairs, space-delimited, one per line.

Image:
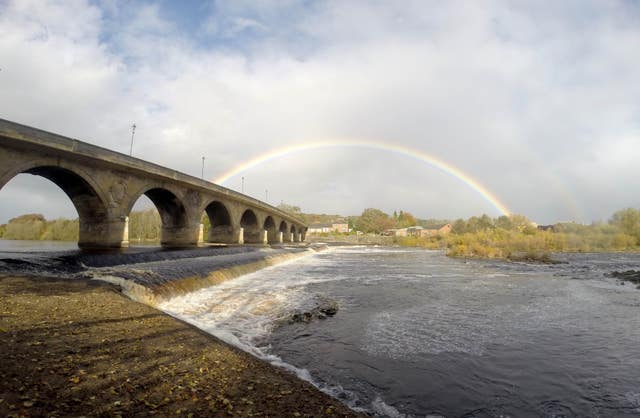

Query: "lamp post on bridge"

xmin=201 ymin=156 xmax=205 ymax=180
xmin=129 ymin=123 xmax=136 ymax=156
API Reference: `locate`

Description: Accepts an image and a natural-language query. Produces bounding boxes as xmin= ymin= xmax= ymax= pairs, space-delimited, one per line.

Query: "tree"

xmin=495 ymin=215 xmax=513 ymax=230
xmin=477 ymin=214 xmax=494 ymax=230
xmin=610 ymin=208 xmax=640 ymax=240
xmin=4 ymin=213 xmax=47 ymax=240
xmin=397 ymin=211 xmax=417 ymax=228
xmin=508 ymin=214 xmax=533 ymax=232
xmin=355 ymin=208 xmax=395 ymax=233
xmin=452 ymin=218 xmax=467 ymax=234
xmin=128 ymin=208 xmax=161 ymax=241
xmin=610 ymin=208 xmax=640 ymax=231
xmin=277 ymin=202 xmax=301 ymax=215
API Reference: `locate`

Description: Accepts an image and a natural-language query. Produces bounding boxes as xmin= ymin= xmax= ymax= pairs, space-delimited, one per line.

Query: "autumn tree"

xmin=397 ymin=210 xmax=418 ymax=228
xmin=3 ymin=214 xmax=47 ymax=240
xmin=355 ymin=208 xmax=395 ymax=233
xmin=277 ymin=202 xmax=302 ymax=215
xmin=495 ymin=215 xmax=513 ymax=230
xmin=451 ymin=218 xmax=467 ymax=234
xmin=609 ymin=208 xmax=640 ymax=240
xmin=128 ymin=208 xmax=161 ymax=242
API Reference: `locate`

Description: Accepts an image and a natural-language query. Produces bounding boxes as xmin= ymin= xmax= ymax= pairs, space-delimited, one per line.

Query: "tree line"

xmin=0 ymin=209 xmax=164 ymax=242
xmin=3 ymin=206 xmax=640 ymax=259
xmin=280 ymin=204 xmax=640 ymax=258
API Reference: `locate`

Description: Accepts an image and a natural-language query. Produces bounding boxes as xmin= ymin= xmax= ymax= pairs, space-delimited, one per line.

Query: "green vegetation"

xmin=4 ymin=204 xmax=640 ymax=262
xmin=277 ymin=203 xmax=344 ymax=226
xmin=0 ymin=214 xmax=79 ymax=241
xmin=128 ymin=208 xmax=161 ymax=242
xmin=355 ymin=208 xmax=396 ymax=233
xmin=305 ymin=207 xmax=640 ymax=261
xmin=0 ymin=209 xmax=164 ymax=243
xmin=393 ymin=209 xmax=640 ymax=260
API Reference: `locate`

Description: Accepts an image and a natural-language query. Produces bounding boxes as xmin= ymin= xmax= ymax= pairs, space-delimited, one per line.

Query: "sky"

xmin=1 ymin=0 xmax=639 ymax=224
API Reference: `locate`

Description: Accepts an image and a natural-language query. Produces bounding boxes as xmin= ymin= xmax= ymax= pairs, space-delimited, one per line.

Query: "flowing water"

xmin=2 ymin=241 xmax=639 ymax=417
xmin=157 ymin=246 xmax=640 ymax=417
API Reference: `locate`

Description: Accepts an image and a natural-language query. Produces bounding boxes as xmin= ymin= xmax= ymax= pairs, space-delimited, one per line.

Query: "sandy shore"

xmin=0 ymin=274 xmax=363 ymax=417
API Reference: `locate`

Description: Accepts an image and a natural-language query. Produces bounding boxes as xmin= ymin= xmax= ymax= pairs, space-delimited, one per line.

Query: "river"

xmin=1 ymin=241 xmax=639 ymax=417
xmin=158 ymin=246 xmax=640 ymax=417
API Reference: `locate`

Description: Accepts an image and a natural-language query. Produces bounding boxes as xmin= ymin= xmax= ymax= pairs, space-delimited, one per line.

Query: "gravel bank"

xmin=0 ymin=275 xmax=362 ymax=417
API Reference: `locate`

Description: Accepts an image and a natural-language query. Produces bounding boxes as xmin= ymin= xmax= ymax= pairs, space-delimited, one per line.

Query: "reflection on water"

xmin=0 ymin=239 xmax=166 ymax=259
xmin=0 ymin=239 xmax=78 ymax=253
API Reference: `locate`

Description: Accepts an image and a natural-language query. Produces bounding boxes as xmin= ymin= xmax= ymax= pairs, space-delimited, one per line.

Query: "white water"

xmin=154 ymin=249 xmax=370 ymax=406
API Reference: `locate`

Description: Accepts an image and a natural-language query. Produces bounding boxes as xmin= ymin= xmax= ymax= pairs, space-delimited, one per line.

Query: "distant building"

xmin=383 ymin=228 xmax=407 ymax=237
xmin=419 ymin=223 xmax=452 ymax=237
xmin=308 ymin=223 xmax=333 ymax=234
xmin=537 ymin=224 xmax=555 ymax=232
xmin=308 ymin=222 xmax=351 ymax=234
xmin=407 ymin=226 xmax=424 ymax=237
xmin=384 ymin=224 xmax=452 ymax=237
xmin=331 ymin=223 xmax=349 ymax=233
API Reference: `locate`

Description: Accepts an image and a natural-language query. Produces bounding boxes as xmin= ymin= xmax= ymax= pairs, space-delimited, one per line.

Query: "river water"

xmin=1 ymin=241 xmax=639 ymax=417
xmin=157 ymin=246 xmax=640 ymax=417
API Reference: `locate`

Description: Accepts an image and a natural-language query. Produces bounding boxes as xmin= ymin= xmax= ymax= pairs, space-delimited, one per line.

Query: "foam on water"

xmin=154 ymin=249 xmax=375 ymax=411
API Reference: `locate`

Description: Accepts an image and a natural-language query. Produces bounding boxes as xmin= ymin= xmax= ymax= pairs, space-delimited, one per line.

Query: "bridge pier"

xmin=208 ymin=226 xmax=244 ymax=244
xmin=160 ymin=224 xmax=202 ymax=247
xmin=267 ymin=229 xmax=282 ymax=244
xmin=78 ymin=217 xmax=129 ymax=249
xmin=243 ymin=227 xmax=266 ymax=244
xmin=198 ymin=223 xmax=204 ymax=245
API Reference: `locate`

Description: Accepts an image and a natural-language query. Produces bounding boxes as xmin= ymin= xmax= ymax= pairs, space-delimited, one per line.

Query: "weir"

xmin=0 ymin=119 xmax=307 ymax=249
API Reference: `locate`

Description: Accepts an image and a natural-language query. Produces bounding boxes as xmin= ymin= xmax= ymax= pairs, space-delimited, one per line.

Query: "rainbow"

xmin=213 ymin=140 xmax=512 ymax=216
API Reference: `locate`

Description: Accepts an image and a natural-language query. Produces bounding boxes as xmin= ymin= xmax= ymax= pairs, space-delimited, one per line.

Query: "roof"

xmin=424 ymin=223 xmax=451 ymax=230
xmin=309 ymin=223 xmax=333 ymax=228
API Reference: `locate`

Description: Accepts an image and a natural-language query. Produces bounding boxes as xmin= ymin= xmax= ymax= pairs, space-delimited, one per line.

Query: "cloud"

xmin=0 ymin=0 xmax=639 ymax=224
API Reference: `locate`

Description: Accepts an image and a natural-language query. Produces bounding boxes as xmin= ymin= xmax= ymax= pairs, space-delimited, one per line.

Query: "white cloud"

xmin=0 ymin=0 xmax=639 ymax=224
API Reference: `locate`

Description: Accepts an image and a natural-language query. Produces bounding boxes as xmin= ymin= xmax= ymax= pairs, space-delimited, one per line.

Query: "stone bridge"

xmin=0 ymin=119 xmax=307 ymax=249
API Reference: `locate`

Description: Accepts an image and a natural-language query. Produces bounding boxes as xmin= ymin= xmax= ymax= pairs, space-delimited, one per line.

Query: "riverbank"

xmin=0 ymin=274 xmax=362 ymax=417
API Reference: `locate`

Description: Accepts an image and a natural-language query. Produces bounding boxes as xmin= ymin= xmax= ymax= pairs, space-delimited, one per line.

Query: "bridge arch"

xmin=0 ymin=163 xmax=116 ymax=248
xmin=128 ymin=188 xmax=188 ymax=228
xmin=280 ymin=221 xmax=291 ymax=242
xmin=1 ymin=161 xmax=109 ymax=214
xmin=290 ymin=224 xmax=300 ymax=242
xmin=300 ymin=227 xmax=307 ymax=242
xmin=263 ymin=215 xmax=280 ymax=244
xmin=240 ymin=209 xmax=263 ymax=244
xmin=203 ymin=200 xmax=235 ymax=243
xmin=126 ymin=186 xmax=199 ymax=247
